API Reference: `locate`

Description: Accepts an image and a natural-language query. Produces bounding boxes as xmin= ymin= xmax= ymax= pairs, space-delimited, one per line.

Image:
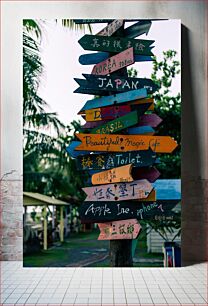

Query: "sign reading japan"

xmin=75 ymin=133 xmax=178 ymax=153
xmin=76 ymin=150 xmax=157 ymax=171
xmin=91 ymin=47 xmax=134 ymax=76
xmin=74 ymin=74 xmax=158 ymax=95
xmin=83 ymin=179 xmax=153 ymax=201
xmin=98 ymin=219 xmax=141 ymax=240
xmin=78 ymin=34 xmax=154 ymax=56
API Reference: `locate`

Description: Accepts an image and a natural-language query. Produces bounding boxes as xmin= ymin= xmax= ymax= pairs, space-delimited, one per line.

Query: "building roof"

xmin=23 ymin=192 xmax=70 ymax=206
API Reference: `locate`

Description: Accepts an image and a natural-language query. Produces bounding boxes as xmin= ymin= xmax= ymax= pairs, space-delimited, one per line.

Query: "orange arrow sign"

xmin=138 ymin=188 xmax=156 ymax=202
xmin=75 ymin=133 xmax=178 ymax=153
xmin=83 ymin=179 xmax=153 ymax=201
xmin=98 ymin=219 xmax=141 ymax=240
xmin=91 ymin=164 xmax=133 ymax=185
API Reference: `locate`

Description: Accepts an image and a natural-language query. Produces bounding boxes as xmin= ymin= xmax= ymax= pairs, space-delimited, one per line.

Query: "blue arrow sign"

xmin=124 ymin=20 xmax=152 ymax=38
xmin=153 ymin=179 xmax=181 ymax=200
xmin=79 ymin=88 xmax=148 ymax=112
xmin=66 ymin=141 xmax=90 ymax=158
xmin=127 ymin=126 xmax=155 ymax=135
xmin=79 ymin=52 xmax=153 ymax=65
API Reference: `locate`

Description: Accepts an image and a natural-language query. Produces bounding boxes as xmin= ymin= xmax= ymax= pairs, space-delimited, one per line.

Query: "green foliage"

xmin=151 ymin=50 xmax=181 ymax=179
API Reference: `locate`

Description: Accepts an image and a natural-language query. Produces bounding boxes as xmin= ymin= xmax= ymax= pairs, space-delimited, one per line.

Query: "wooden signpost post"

xmin=68 ymin=19 xmax=179 ymax=267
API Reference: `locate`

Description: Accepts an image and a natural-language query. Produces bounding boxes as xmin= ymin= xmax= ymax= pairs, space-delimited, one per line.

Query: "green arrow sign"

xmin=78 ymin=34 xmax=154 ymax=56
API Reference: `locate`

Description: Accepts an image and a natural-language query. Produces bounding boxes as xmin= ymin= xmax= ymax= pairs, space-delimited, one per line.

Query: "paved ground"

xmin=0 ymin=261 xmax=207 ymax=305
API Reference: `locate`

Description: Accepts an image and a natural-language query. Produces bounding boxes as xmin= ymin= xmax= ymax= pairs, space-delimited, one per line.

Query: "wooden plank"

xmin=79 ymin=52 xmax=153 ymax=65
xmin=75 ymin=133 xmax=178 ymax=153
xmin=126 ymin=126 xmax=155 ymax=135
xmin=74 ymin=74 xmax=158 ymax=95
xmin=137 ymin=114 xmax=163 ymax=127
xmin=83 ymin=179 xmax=153 ymax=201
xmin=78 ymin=34 xmax=154 ymax=56
xmin=76 ymin=149 xmax=157 ymax=170
xmin=98 ymin=219 xmax=141 ymax=240
xmin=124 ymin=20 xmax=152 ymax=38
xmin=96 ymin=19 xmax=124 ymax=36
xmin=79 ymin=200 xmax=179 ymax=223
xmin=90 ymin=111 xmax=138 ymax=134
xmin=78 ymin=97 xmax=153 ymax=115
xmin=91 ymin=164 xmax=133 ymax=185
xmin=132 ymin=166 xmax=161 ymax=183
xmin=91 ymin=47 xmax=134 ymax=75
xmin=153 ymin=179 xmax=181 ymax=200
xmin=79 ymin=88 xmax=148 ymax=112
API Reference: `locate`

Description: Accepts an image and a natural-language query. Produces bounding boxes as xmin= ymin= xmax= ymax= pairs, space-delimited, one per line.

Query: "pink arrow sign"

xmin=98 ymin=219 xmax=141 ymax=240
xmin=91 ymin=47 xmax=134 ymax=76
xmin=83 ymin=179 xmax=153 ymax=202
xmin=96 ymin=19 xmax=124 ymax=36
xmin=138 ymin=114 xmax=163 ymax=128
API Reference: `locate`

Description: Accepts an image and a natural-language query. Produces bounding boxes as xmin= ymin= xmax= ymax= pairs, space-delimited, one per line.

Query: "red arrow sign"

xmin=98 ymin=219 xmax=141 ymax=240
xmin=91 ymin=47 xmax=134 ymax=76
xmin=132 ymin=166 xmax=161 ymax=183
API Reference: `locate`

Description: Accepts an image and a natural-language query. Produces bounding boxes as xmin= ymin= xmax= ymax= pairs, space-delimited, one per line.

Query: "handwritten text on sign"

xmin=79 ymin=200 xmax=178 ymax=223
xmin=91 ymin=164 xmax=133 ymax=185
xmin=98 ymin=219 xmax=141 ymax=240
xmin=75 ymin=133 xmax=178 ymax=153
xmin=83 ymin=179 xmax=153 ymax=201
xmin=76 ymin=150 xmax=157 ymax=171
xmin=91 ymin=47 xmax=134 ymax=75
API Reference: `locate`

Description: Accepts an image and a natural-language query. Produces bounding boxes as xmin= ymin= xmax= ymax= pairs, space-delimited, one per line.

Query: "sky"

xmin=38 ymin=20 xmax=181 ymax=126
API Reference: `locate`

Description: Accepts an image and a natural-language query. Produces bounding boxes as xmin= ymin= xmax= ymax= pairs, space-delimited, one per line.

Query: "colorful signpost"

xmin=98 ymin=219 xmax=141 ymax=240
xmin=67 ymin=19 xmax=179 ymax=267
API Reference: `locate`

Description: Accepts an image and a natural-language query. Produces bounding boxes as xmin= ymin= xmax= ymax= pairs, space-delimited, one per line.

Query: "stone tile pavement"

xmin=0 ymin=261 xmax=207 ymax=305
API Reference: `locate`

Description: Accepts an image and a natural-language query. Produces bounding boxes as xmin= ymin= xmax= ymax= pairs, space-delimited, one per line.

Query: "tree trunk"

xmin=110 ymin=240 xmax=133 ymax=267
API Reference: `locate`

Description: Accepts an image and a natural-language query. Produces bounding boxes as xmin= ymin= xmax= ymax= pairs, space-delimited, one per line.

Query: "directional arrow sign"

xmin=98 ymin=219 xmax=141 ymax=240
xmin=90 ymin=111 xmax=138 ymax=134
xmin=96 ymin=19 xmax=124 ymax=36
xmin=66 ymin=141 xmax=96 ymax=158
xmin=91 ymin=47 xmax=134 ymax=75
xmin=76 ymin=149 xmax=157 ymax=171
xmin=78 ymin=34 xmax=154 ymax=56
xmin=132 ymin=166 xmax=161 ymax=183
xmin=153 ymin=179 xmax=181 ymax=200
xmin=126 ymin=126 xmax=155 ymax=135
xmin=91 ymin=164 xmax=133 ymax=185
xmin=79 ymin=52 xmax=153 ymax=65
xmin=124 ymin=20 xmax=152 ymax=38
xmin=75 ymin=133 xmax=178 ymax=153
xmin=137 ymin=114 xmax=163 ymax=128
xmin=138 ymin=188 xmax=156 ymax=202
xmin=79 ymin=88 xmax=147 ymax=112
xmin=79 ymin=200 xmax=179 ymax=223
xmin=84 ymin=105 xmax=131 ymax=121
xmin=74 ymin=74 xmax=158 ymax=95
xmin=83 ymin=179 xmax=153 ymax=201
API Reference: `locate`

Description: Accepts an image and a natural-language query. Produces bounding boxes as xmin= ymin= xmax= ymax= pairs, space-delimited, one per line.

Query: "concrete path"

xmin=0 ymin=261 xmax=207 ymax=305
